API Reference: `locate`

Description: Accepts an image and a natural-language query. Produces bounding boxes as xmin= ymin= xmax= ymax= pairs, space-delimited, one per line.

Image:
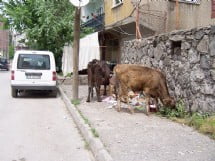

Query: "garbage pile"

xmin=102 ymin=91 xmax=158 ymax=113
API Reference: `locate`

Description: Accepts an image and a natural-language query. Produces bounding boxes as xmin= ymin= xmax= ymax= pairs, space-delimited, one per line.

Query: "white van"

xmin=11 ymin=50 xmax=57 ymax=97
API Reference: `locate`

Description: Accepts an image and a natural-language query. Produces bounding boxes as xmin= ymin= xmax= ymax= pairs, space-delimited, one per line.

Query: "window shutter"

xmin=212 ymin=0 xmax=215 ymax=18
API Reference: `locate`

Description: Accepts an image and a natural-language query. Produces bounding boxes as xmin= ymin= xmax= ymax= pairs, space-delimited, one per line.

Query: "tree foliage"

xmin=2 ymin=0 xmax=75 ymax=52
xmin=1 ymin=0 xmax=93 ymax=69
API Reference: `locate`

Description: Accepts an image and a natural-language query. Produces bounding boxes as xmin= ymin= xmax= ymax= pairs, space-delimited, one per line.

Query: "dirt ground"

xmin=61 ymin=84 xmax=215 ymax=161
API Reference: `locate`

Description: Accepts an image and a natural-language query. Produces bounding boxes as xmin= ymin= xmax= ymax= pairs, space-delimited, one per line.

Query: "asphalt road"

xmin=0 ymin=70 xmax=95 ymax=161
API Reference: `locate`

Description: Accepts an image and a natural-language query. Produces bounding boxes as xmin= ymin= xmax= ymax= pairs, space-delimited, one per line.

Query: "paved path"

xmin=61 ymin=84 xmax=215 ymax=161
xmin=0 ymin=71 xmax=94 ymax=161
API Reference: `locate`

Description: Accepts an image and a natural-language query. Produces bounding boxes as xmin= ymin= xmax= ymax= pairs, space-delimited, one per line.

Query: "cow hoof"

xmin=86 ymin=99 xmax=90 ymax=102
xmin=97 ymin=99 xmax=102 ymax=102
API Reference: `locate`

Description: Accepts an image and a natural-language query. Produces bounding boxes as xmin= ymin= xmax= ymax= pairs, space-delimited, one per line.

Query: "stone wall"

xmin=121 ymin=26 xmax=215 ymax=112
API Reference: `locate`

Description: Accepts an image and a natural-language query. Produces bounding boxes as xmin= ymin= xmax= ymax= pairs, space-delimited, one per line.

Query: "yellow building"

xmin=81 ymin=0 xmax=215 ymax=64
xmin=99 ymin=0 xmax=215 ymax=63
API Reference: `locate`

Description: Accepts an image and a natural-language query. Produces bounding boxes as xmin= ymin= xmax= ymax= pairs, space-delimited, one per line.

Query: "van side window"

xmin=17 ymin=54 xmax=50 ymax=70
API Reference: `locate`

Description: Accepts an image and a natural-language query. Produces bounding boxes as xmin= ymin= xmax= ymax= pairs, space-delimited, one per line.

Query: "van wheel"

xmin=12 ymin=88 xmax=18 ymax=98
xmin=52 ymin=90 xmax=57 ymax=97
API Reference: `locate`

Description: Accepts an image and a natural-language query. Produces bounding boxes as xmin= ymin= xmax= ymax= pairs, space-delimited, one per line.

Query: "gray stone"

xmin=195 ymin=30 xmax=205 ymax=40
xmin=181 ymin=42 xmax=191 ymax=50
xmin=210 ymin=25 xmax=215 ymax=35
xmin=139 ymin=39 xmax=147 ymax=47
xmin=209 ymin=39 xmax=215 ymax=56
xmin=165 ymin=40 xmax=172 ymax=48
xmin=200 ymin=55 xmax=210 ymax=69
xmin=154 ymin=43 xmax=166 ymax=60
xmin=163 ymin=57 xmax=171 ymax=66
xmin=169 ymin=35 xmax=184 ymax=41
xmin=190 ymin=82 xmax=201 ymax=94
xmin=148 ymin=45 xmax=154 ymax=58
xmin=197 ymin=35 xmax=209 ymax=53
xmin=212 ymin=58 xmax=215 ymax=69
xmin=167 ymin=49 xmax=172 ymax=55
xmin=186 ymin=35 xmax=194 ymax=40
xmin=190 ymin=69 xmax=205 ymax=82
xmin=210 ymin=69 xmax=215 ymax=80
xmin=192 ymin=40 xmax=198 ymax=48
xmin=188 ymin=49 xmax=200 ymax=64
xmin=198 ymin=101 xmax=209 ymax=112
xmin=207 ymin=100 xmax=215 ymax=112
xmin=200 ymin=83 xmax=214 ymax=95
xmin=191 ymin=101 xmax=198 ymax=112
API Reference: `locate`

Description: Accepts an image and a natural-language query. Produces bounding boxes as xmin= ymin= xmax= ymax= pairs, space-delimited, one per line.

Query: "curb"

xmin=58 ymin=86 xmax=114 ymax=161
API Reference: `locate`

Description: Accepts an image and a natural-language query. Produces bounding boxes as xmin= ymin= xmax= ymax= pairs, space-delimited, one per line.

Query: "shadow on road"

xmin=16 ymin=90 xmax=58 ymax=99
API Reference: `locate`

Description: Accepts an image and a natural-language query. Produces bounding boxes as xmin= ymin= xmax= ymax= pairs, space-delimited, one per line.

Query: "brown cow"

xmin=86 ymin=59 xmax=111 ymax=102
xmin=114 ymin=64 xmax=175 ymax=114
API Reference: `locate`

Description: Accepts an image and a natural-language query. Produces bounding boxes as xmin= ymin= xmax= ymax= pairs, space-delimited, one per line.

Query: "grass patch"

xmin=74 ymin=105 xmax=99 ymax=138
xmin=66 ymin=72 xmax=72 ymax=77
xmin=71 ymin=99 xmax=81 ymax=106
xmin=158 ymin=100 xmax=215 ymax=139
xmin=91 ymin=128 xmax=99 ymax=137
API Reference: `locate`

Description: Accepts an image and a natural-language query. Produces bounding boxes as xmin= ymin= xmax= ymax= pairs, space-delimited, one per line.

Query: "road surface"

xmin=0 ymin=70 xmax=94 ymax=161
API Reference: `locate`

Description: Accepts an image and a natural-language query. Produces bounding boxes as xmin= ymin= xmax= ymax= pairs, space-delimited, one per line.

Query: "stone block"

xmin=209 ymin=39 xmax=215 ymax=56
xmin=200 ymin=55 xmax=210 ymax=69
xmin=195 ymin=30 xmax=205 ymax=40
xmin=181 ymin=42 xmax=191 ymax=50
xmin=170 ymin=35 xmax=184 ymax=41
xmin=212 ymin=58 xmax=215 ymax=69
xmin=190 ymin=69 xmax=205 ymax=82
xmin=210 ymin=69 xmax=215 ymax=81
xmin=197 ymin=35 xmax=209 ymax=53
xmin=200 ymin=83 xmax=214 ymax=95
xmin=188 ymin=49 xmax=200 ymax=64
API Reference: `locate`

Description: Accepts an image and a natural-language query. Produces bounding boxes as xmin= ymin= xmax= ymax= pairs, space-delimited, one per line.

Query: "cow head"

xmin=163 ymin=97 xmax=176 ymax=108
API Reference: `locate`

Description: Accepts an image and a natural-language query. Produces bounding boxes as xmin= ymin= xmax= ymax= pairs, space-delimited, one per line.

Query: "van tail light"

xmin=52 ymin=71 xmax=57 ymax=81
xmin=11 ymin=70 xmax=15 ymax=80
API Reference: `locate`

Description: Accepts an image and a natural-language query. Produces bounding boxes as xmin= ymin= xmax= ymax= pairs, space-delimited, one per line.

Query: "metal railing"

xmin=81 ymin=14 xmax=104 ymax=31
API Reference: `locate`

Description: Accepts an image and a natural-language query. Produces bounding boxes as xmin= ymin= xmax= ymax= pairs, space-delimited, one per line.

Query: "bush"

xmin=159 ymin=100 xmax=187 ymax=118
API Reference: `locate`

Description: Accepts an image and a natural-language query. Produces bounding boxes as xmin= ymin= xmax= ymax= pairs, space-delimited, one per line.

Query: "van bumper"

xmin=11 ymin=85 xmax=57 ymax=91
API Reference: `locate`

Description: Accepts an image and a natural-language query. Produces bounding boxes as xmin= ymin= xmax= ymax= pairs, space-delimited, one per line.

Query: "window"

xmin=17 ymin=54 xmax=50 ymax=70
xmin=113 ymin=0 xmax=123 ymax=7
xmin=212 ymin=0 xmax=215 ymax=18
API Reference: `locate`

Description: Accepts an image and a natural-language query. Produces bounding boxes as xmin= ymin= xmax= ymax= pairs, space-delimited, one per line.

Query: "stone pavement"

xmin=59 ymin=83 xmax=215 ymax=161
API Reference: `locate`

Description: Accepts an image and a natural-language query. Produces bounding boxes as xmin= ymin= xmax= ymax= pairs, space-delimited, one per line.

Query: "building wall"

xmin=121 ymin=25 xmax=215 ymax=113
xmin=167 ymin=1 xmax=215 ymax=32
xmin=104 ymin=0 xmax=134 ymax=26
xmin=81 ymin=0 xmax=104 ymax=23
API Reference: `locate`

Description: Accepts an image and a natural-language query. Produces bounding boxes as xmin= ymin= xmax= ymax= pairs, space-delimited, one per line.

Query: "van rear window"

xmin=17 ymin=54 xmax=50 ymax=70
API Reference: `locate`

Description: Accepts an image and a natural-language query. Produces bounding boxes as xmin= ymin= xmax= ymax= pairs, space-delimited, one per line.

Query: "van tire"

xmin=12 ymin=88 xmax=18 ymax=98
xmin=52 ymin=90 xmax=57 ymax=97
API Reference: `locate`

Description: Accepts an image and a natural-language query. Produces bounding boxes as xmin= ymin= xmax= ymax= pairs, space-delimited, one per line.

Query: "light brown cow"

xmin=113 ymin=64 xmax=175 ymax=114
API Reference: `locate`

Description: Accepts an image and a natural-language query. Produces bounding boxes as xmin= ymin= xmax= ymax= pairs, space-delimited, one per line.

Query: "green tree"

xmin=1 ymin=0 xmax=93 ymax=70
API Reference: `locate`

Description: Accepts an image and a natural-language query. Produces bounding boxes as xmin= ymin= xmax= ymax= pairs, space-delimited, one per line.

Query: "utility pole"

xmin=72 ymin=7 xmax=81 ymax=100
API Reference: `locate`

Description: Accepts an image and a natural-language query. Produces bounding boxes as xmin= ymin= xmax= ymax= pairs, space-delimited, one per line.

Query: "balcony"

xmin=81 ymin=13 xmax=104 ymax=32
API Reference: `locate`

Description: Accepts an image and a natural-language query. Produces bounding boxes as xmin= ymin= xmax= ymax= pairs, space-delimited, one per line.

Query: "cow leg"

xmin=91 ymin=87 xmax=94 ymax=98
xmin=86 ymin=86 xmax=92 ymax=102
xmin=127 ymin=96 xmax=134 ymax=114
xmin=145 ymin=96 xmax=150 ymax=115
xmin=117 ymin=84 xmax=123 ymax=112
xmin=95 ymin=85 xmax=102 ymax=102
xmin=104 ymin=84 xmax=107 ymax=95
xmin=144 ymin=88 xmax=151 ymax=115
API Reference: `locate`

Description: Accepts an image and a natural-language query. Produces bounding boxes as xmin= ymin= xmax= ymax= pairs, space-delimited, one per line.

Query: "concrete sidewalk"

xmin=59 ymin=84 xmax=215 ymax=161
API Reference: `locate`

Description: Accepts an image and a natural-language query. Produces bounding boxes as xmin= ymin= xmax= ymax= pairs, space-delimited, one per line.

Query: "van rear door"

xmin=15 ymin=53 xmax=54 ymax=85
